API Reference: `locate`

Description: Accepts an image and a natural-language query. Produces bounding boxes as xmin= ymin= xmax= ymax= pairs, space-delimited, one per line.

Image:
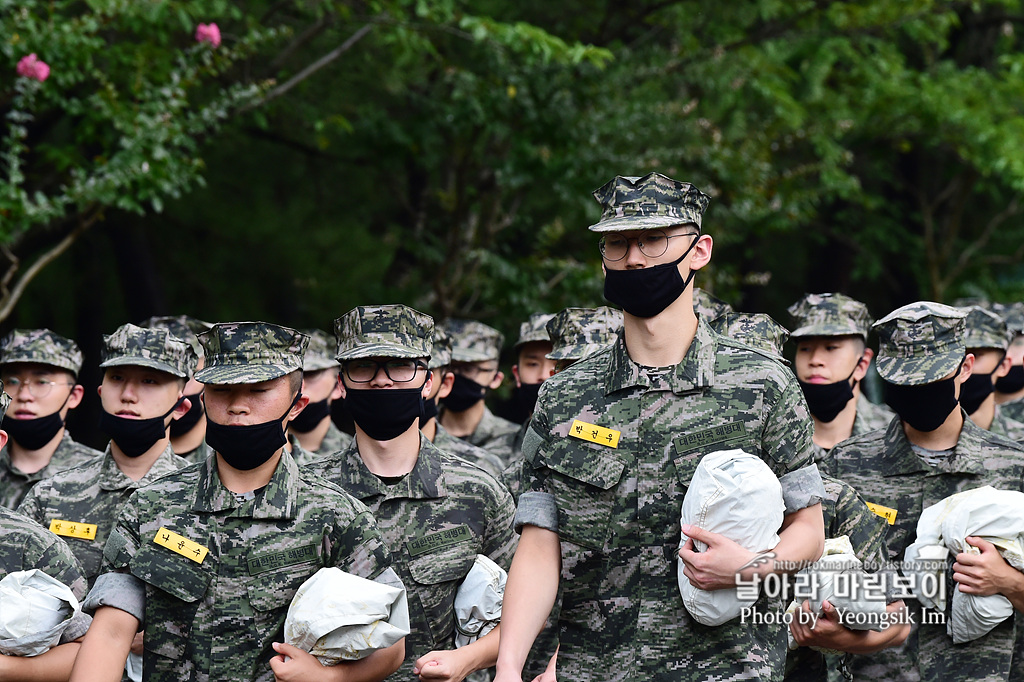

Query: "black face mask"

xmin=288 ymin=398 xmax=331 ymax=433
xmin=421 ymin=396 xmax=439 ymax=422
xmin=797 ymin=360 xmax=861 ymax=423
xmin=514 ymin=382 xmax=544 ymax=417
xmin=883 ymin=378 xmax=959 ymax=432
xmin=168 ymin=392 xmax=204 ymax=438
xmin=602 ymin=234 xmax=699 ymax=318
xmin=441 ymin=374 xmax=487 ymax=413
xmin=3 ymin=390 xmax=73 ymax=450
xmin=100 ymin=397 xmax=185 ymax=458
xmin=345 ymin=387 xmax=424 ymax=441
xmin=995 ymin=365 xmax=1024 ymax=394
xmin=959 ymin=372 xmax=995 ymax=415
xmin=205 ymin=393 xmax=301 ymax=471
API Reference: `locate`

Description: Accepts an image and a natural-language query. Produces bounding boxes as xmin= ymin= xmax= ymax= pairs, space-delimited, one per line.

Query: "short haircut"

xmin=286 ymin=369 xmax=303 ymax=395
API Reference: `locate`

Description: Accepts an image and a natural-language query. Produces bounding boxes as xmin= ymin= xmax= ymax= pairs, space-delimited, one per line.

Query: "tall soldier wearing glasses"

xmin=495 ymin=173 xmax=825 ymax=682
xmin=310 ymin=305 xmax=517 ymax=681
xmin=0 ymin=329 xmax=100 ymax=509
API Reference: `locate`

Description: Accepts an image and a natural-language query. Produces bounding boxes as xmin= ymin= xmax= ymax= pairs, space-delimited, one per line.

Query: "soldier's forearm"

xmin=0 ymin=641 xmax=81 ymax=682
xmin=68 ymin=606 xmax=137 ymax=682
xmin=771 ymin=503 xmax=825 ymax=573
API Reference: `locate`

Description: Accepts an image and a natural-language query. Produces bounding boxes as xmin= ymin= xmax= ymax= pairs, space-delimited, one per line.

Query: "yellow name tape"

xmin=569 ymin=419 xmax=620 ymax=448
xmin=154 ymin=527 xmax=209 ymax=564
xmin=49 ymin=519 xmax=97 ymax=540
xmin=866 ymin=502 xmax=897 ymax=526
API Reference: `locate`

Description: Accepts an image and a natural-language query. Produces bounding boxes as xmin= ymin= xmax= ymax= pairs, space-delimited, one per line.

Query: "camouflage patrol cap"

xmin=142 ymin=315 xmax=213 ymax=357
xmin=195 ymin=322 xmax=307 ymax=384
xmin=589 ymin=172 xmax=711 ymax=233
xmin=301 ymin=329 xmax=341 ymax=371
xmin=711 ymin=312 xmax=790 ymax=361
xmin=961 ymin=306 xmax=1010 ymax=351
xmin=0 ymin=381 xmax=9 ymax=414
xmin=546 ymin=306 xmax=623 ymax=361
xmin=429 ymin=326 xmax=452 ymax=370
xmin=100 ymin=323 xmax=197 ymax=379
xmin=445 ymin=319 xmax=503 ymax=363
xmin=873 ymin=302 xmax=966 ymax=386
xmin=0 ymin=329 xmax=83 ymax=376
xmin=993 ymin=302 xmax=1024 ymax=337
xmin=513 ymin=313 xmax=555 ymax=354
xmin=693 ymin=288 xmax=733 ymax=322
xmin=335 ymin=305 xmax=433 ymax=361
xmin=788 ymin=293 xmax=872 ymax=340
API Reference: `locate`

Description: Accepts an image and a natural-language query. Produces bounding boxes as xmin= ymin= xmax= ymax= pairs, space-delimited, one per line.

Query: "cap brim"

xmin=1 ymin=353 xmax=81 ymax=375
xmin=790 ymin=324 xmax=867 ymax=340
xmin=875 ymin=351 xmax=962 ymax=386
xmin=450 ymin=349 xmax=496 ymax=363
xmin=336 ymin=344 xmax=427 ymax=361
xmin=99 ymin=356 xmax=186 ymax=378
xmin=547 ymin=343 xmax=610 ymax=361
xmin=302 ymin=358 xmax=341 ymax=371
xmin=195 ymin=363 xmax=292 ymax=384
xmin=588 ymin=215 xmax=699 ymax=233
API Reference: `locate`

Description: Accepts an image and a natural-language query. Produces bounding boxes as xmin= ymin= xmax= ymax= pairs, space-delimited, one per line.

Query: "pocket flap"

xmin=542 ymin=442 xmax=626 ymax=490
xmin=407 ymin=545 xmax=477 ymax=585
xmin=130 ymin=543 xmax=211 ymax=603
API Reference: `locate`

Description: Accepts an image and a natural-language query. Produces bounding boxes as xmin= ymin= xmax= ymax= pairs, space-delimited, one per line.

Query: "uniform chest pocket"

xmin=406 ymin=545 xmax=478 ymax=649
xmin=130 ymin=543 xmax=213 ymax=661
xmin=247 ymin=554 xmax=322 ymax=642
xmin=541 ymin=441 xmax=626 ymax=551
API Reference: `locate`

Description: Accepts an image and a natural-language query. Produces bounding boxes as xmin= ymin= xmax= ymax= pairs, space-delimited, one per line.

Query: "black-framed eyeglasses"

xmin=2 ymin=376 xmax=75 ymax=399
xmin=342 ymin=359 xmax=428 ymax=384
xmin=598 ymin=229 xmax=697 ymax=262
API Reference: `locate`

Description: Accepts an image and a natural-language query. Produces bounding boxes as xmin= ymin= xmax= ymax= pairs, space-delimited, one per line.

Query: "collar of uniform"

xmin=192 ymin=448 xmax=299 ymax=518
xmin=358 ymin=433 xmax=445 ymax=501
xmin=604 ymin=318 xmax=716 ymax=396
xmin=935 ymin=411 xmax=990 ymax=476
xmin=0 ymin=446 xmax=49 ymax=481
xmin=878 ymin=409 xmax=986 ymax=476
xmin=98 ymin=443 xmax=180 ymax=492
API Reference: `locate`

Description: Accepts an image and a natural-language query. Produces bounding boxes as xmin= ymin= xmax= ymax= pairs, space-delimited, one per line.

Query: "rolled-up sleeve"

xmin=779 ymin=463 xmax=825 ymax=513
xmin=82 ymin=572 xmax=146 ymax=625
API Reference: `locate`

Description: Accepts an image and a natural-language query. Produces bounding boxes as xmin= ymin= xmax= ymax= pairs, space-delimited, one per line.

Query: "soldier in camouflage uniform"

xmin=0 ymin=382 xmax=94 ymax=680
xmin=71 ymin=322 xmax=404 ymax=682
xmin=18 ymin=323 xmax=197 ymax=587
xmin=309 ymin=305 xmax=517 ymax=681
xmin=505 ymin=313 xmax=556 ymax=426
xmin=788 ymin=294 xmax=893 ymax=458
xmin=959 ymin=305 xmax=1024 ymax=442
xmin=144 ymin=315 xmax=214 ymax=462
xmin=421 ymin=325 xmax=507 ymax=479
xmin=693 ymin=287 xmax=733 ymax=322
xmin=992 ymin=302 xmax=1024 ymax=421
xmin=822 ymin=302 xmax=1024 ymax=682
xmin=0 ymin=329 xmax=101 ymax=509
xmin=495 ymin=172 xmax=826 ymax=682
xmin=712 ymin=314 xmax=909 ymax=680
xmin=287 ymin=328 xmax=353 ymax=464
xmin=438 ymin=319 xmax=519 ymax=464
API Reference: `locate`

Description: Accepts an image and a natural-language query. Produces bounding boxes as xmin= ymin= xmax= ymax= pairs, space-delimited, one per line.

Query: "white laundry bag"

xmin=453 ymin=554 xmax=507 ymax=648
xmin=0 ymin=569 xmax=80 ymax=656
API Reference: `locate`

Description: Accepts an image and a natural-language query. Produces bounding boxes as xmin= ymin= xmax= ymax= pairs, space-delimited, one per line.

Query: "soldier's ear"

xmin=488 ymin=370 xmax=504 ymax=390
xmin=66 ymin=384 xmax=85 ymax=410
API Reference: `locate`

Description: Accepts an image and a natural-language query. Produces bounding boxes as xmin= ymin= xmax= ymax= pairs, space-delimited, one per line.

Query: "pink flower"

xmin=16 ymin=54 xmax=50 ymax=82
xmin=195 ymin=23 xmax=221 ymax=48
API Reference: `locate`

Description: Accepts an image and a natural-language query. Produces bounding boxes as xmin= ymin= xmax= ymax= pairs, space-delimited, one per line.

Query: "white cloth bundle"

xmin=785 ymin=536 xmax=887 ymax=650
xmin=284 ymin=568 xmax=410 ymax=665
xmin=453 ymin=554 xmax=506 ymax=648
xmin=0 ymin=569 xmax=80 ymax=657
xmin=678 ymin=449 xmax=785 ymax=626
xmin=904 ymin=486 xmax=1024 ymax=643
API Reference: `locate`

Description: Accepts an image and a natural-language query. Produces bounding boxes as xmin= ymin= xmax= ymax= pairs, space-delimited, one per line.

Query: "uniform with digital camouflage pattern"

xmin=710 ymin=311 xmax=791 ymax=361
xmin=0 ymin=505 xmax=92 ymax=642
xmin=308 ymin=434 xmax=517 ymax=679
xmin=336 ymin=306 xmax=433 ymax=361
xmin=853 ymin=394 xmax=895 ymax=434
xmin=516 ymin=318 xmax=824 ymax=682
xmin=988 ymin=404 xmax=1024 ymax=443
xmin=288 ymin=420 xmax=353 ymax=463
xmin=432 ymin=422 xmax=506 ymax=480
xmin=0 ymin=431 xmax=101 ymax=510
xmin=0 ymin=328 xmax=84 ymax=374
xmin=195 ymin=322 xmax=307 ymax=384
xmin=784 ymin=473 xmax=893 ymax=682
xmin=693 ymin=288 xmax=733 ymax=322
xmin=100 ymin=323 xmax=197 ymax=378
xmin=179 ymin=439 xmax=214 ymax=464
xmin=587 ymin=172 xmax=710 ymax=232
xmin=142 ymin=316 xmax=213 ymax=358
xmin=873 ymin=303 xmax=966 ymax=386
xmin=822 ymin=414 xmax=1024 ymax=682
xmin=17 ymin=443 xmax=189 ymax=587
xmin=993 ymin=302 xmax=1024 ymax=423
xmin=84 ymin=450 xmax=394 ymax=682
xmin=545 ymin=306 xmax=623 ymax=363
xmin=788 ymin=293 xmax=873 ymax=341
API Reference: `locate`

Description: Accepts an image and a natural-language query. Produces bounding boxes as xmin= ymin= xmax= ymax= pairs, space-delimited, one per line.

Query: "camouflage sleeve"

xmin=82 ymin=493 xmax=146 ymax=622
xmin=829 ymin=480 xmax=889 ymax=568
xmin=512 ymin=422 xmax=558 ymax=534
xmin=481 ymin=477 xmax=518 ymax=571
xmin=23 ymin=531 xmax=90 ymax=602
xmin=60 ymin=611 xmax=93 ymax=643
xmin=326 ymin=508 xmax=393 ymax=581
xmin=762 ymin=378 xmax=821 ymax=510
xmin=778 ymin=464 xmax=825 ymax=514
xmin=14 ymin=482 xmax=45 ymax=525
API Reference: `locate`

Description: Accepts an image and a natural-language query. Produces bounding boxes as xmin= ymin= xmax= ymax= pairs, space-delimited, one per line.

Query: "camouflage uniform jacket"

xmin=997 ymin=395 xmax=1024 ymax=423
xmin=499 ymin=421 xmax=530 ymax=501
xmin=823 ymin=412 xmax=1024 ymax=682
xmin=0 ymin=431 xmax=101 ymax=510
xmin=463 ymin=406 xmax=519 ymax=464
xmin=179 ymin=439 xmax=213 ymax=464
xmin=86 ymin=450 xmax=394 ymax=682
xmin=516 ymin=320 xmax=824 ymax=682
xmin=784 ymin=474 xmax=892 ymax=682
xmin=855 ymin=393 xmax=895 ymax=433
xmin=287 ymin=421 xmax=353 ymax=466
xmin=0 ymin=505 xmax=92 ymax=642
xmin=432 ymin=421 xmax=506 ymax=479
xmin=989 ymin=404 xmax=1024 ymax=444
xmin=17 ymin=443 xmax=189 ymax=587
xmin=308 ymin=434 xmax=517 ymax=679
